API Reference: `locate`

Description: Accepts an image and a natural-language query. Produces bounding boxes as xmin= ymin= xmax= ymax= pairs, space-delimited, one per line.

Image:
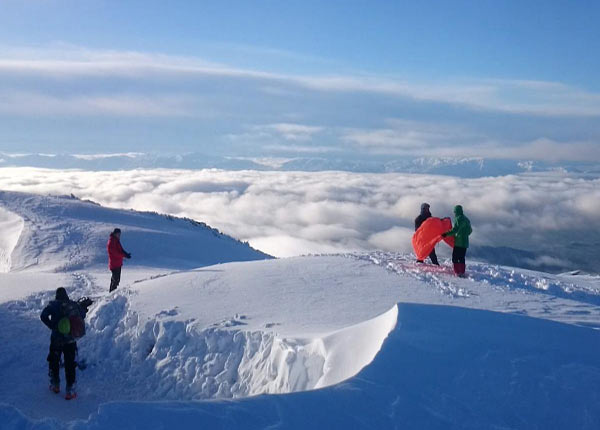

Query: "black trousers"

xmin=429 ymin=249 xmax=439 ymax=265
xmin=452 ymin=246 xmax=467 ymax=264
xmin=48 ymin=341 xmax=77 ymax=387
xmin=109 ymin=266 xmax=122 ymax=292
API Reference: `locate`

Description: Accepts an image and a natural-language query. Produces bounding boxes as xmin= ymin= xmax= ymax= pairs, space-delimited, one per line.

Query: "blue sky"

xmin=0 ymin=0 xmax=599 ymax=161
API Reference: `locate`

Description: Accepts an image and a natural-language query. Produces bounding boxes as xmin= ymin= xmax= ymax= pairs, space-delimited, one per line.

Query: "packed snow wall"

xmin=79 ymin=294 xmax=398 ymax=400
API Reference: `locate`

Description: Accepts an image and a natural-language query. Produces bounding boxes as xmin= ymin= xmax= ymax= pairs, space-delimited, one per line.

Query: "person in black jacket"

xmin=414 ymin=203 xmax=439 ymax=265
xmin=40 ymin=288 xmax=89 ymax=400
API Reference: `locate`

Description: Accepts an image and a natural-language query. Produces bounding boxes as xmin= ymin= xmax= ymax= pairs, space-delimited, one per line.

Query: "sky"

xmin=0 ymin=0 xmax=599 ymax=161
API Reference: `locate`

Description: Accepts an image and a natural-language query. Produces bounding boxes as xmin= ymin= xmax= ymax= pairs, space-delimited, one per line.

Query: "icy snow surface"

xmin=1 ymin=191 xmax=599 ymax=429
xmin=0 ymin=206 xmax=23 ymax=272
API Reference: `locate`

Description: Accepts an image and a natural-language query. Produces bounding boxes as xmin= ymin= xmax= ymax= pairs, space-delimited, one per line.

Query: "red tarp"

xmin=412 ymin=217 xmax=454 ymax=260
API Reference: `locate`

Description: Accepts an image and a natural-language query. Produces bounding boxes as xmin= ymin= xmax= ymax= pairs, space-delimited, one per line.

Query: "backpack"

xmin=57 ymin=301 xmax=86 ymax=339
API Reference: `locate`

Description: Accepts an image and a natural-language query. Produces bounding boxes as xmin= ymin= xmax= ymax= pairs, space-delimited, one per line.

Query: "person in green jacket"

xmin=442 ymin=205 xmax=472 ymax=277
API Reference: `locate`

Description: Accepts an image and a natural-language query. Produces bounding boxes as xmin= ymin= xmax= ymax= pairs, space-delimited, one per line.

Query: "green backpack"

xmin=57 ymin=301 xmax=86 ymax=339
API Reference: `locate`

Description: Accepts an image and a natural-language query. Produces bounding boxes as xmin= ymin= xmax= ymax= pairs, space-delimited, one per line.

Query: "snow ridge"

xmin=0 ymin=190 xmax=270 ymax=272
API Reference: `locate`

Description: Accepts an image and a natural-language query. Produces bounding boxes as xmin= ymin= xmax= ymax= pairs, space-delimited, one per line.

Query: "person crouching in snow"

xmin=442 ymin=205 xmax=472 ymax=277
xmin=414 ymin=203 xmax=439 ymax=265
xmin=40 ymin=288 xmax=92 ymax=400
xmin=107 ymin=228 xmax=131 ymax=292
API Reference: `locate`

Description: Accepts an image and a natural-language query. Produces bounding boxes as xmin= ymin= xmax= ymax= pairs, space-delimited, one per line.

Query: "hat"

xmin=112 ymin=228 xmax=121 ymax=235
xmin=420 ymin=203 xmax=430 ymax=212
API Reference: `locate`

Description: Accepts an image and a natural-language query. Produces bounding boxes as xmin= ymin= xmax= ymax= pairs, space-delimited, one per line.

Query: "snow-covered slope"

xmin=0 ymin=191 xmax=599 ymax=429
xmin=0 ymin=190 xmax=269 ymax=273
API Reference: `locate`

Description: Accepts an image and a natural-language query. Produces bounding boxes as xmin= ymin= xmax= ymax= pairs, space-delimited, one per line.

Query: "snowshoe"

xmin=65 ymin=385 xmax=77 ymax=400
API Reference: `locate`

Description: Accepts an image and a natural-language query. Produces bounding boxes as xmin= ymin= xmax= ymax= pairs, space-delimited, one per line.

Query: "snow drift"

xmin=80 ymin=293 xmax=397 ymax=400
xmin=0 ymin=255 xmax=404 ymax=422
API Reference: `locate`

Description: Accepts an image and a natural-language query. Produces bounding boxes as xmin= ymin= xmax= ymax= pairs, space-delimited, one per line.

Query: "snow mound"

xmin=80 ymin=293 xmax=397 ymax=400
xmin=0 ymin=206 xmax=24 ymax=272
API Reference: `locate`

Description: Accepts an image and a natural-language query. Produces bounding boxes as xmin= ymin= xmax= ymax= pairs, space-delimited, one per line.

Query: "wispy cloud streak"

xmin=1 ymin=46 xmax=600 ymax=117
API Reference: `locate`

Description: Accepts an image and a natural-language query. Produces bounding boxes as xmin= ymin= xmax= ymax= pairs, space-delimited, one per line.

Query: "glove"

xmin=441 ymin=232 xmax=448 ymax=238
xmin=125 ymin=252 xmax=132 ymax=259
xmin=77 ymin=297 xmax=94 ymax=312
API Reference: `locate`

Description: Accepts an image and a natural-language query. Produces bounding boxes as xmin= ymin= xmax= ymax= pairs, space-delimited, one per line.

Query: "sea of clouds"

xmin=0 ymin=167 xmax=598 ymax=273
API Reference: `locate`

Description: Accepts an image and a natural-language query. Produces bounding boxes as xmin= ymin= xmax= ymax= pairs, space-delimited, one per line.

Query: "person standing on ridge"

xmin=442 ymin=205 xmax=472 ymax=277
xmin=414 ymin=203 xmax=440 ymax=265
xmin=107 ymin=228 xmax=131 ymax=292
xmin=40 ymin=288 xmax=92 ymax=400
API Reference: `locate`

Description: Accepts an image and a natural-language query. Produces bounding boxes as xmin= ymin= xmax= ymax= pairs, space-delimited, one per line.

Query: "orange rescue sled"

xmin=412 ymin=217 xmax=454 ymax=261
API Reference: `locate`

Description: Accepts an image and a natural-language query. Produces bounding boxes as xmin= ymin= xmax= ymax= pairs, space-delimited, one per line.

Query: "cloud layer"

xmin=0 ymin=168 xmax=598 ymax=273
xmin=1 ymin=45 xmax=599 ymax=161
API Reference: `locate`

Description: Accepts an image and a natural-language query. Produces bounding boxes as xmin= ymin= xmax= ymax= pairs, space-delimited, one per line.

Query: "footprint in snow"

xmin=265 ymin=322 xmax=281 ymax=329
xmin=157 ymin=308 xmax=179 ymax=318
xmin=214 ymin=315 xmax=249 ymax=328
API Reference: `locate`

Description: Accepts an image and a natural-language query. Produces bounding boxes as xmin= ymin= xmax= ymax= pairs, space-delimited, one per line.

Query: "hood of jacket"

xmin=420 ymin=203 xmax=431 ymax=216
xmin=55 ymin=287 xmax=69 ymax=301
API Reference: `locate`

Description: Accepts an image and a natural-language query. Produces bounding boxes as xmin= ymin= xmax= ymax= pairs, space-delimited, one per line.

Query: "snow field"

xmin=1 ymin=191 xmax=600 ymax=429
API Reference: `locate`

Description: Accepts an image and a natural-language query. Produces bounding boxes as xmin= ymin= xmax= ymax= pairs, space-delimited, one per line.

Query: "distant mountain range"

xmin=1 ymin=152 xmax=599 ymax=178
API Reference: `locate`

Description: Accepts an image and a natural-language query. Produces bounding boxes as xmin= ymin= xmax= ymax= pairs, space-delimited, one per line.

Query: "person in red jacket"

xmin=107 ymin=228 xmax=131 ymax=292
